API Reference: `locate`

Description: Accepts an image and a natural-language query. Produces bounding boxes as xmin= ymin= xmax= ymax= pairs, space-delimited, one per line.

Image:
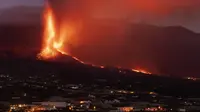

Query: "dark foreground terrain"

xmin=0 ymin=55 xmax=199 ymax=111
xmin=0 ymin=54 xmax=199 ymax=97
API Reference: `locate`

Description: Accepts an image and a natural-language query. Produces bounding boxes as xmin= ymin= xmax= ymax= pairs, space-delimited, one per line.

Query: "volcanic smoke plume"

xmin=45 ymin=0 xmax=200 ymax=76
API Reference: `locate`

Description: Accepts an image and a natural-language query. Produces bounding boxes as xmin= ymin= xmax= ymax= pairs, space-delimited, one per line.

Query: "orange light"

xmin=100 ymin=66 xmax=105 ymax=68
xmin=120 ymin=107 xmax=133 ymax=112
xmin=80 ymin=101 xmax=84 ymax=104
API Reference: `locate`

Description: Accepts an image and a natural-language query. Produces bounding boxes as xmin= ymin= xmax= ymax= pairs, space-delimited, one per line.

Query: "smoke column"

xmin=48 ymin=0 xmax=200 ymax=75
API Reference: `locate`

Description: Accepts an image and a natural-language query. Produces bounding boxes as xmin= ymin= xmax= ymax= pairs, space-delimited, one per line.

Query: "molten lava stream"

xmin=132 ymin=69 xmax=151 ymax=75
xmin=38 ymin=2 xmax=152 ymax=75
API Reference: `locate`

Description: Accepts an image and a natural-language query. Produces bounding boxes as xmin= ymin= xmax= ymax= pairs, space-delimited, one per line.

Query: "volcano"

xmin=2 ymin=2 xmax=200 ymax=77
xmin=37 ymin=2 xmax=153 ymax=76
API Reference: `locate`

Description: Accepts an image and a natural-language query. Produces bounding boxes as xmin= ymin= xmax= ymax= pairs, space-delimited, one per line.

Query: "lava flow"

xmin=38 ymin=2 xmax=152 ymax=75
xmin=132 ymin=69 xmax=152 ymax=75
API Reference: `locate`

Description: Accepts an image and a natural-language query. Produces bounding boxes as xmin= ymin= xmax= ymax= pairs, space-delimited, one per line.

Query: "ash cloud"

xmin=49 ymin=0 xmax=200 ymax=76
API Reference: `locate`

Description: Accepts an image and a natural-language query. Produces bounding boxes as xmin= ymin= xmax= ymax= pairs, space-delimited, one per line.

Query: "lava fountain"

xmin=38 ymin=2 xmax=87 ymax=64
xmin=38 ymin=2 xmax=66 ymax=59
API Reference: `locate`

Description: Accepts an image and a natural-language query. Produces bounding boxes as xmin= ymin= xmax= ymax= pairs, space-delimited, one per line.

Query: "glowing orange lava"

xmin=132 ymin=69 xmax=152 ymax=75
xmin=38 ymin=2 xmax=152 ymax=75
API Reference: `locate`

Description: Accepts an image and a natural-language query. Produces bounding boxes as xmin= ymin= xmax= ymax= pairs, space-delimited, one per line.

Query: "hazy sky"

xmin=0 ymin=0 xmax=200 ymax=32
xmin=49 ymin=0 xmax=200 ymax=32
xmin=0 ymin=0 xmax=43 ymax=8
